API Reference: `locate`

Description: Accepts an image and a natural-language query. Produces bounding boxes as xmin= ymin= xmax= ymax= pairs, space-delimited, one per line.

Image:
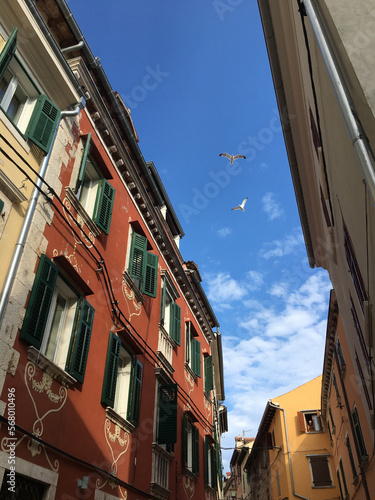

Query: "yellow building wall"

xmin=0 ymin=119 xmax=41 ymax=288
xmin=269 ymin=376 xmax=340 ymax=499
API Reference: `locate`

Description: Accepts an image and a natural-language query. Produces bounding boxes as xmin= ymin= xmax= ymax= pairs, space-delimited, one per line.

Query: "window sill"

xmin=27 ymin=346 xmax=76 ymax=388
xmin=65 ymin=187 xmax=101 ymax=238
xmin=184 ymin=363 xmax=197 ymax=381
xmin=105 ymin=407 xmax=135 ymax=434
xmin=182 ymin=467 xmax=198 ymax=481
xmin=122 ymin=270 xmax=145 ymax=303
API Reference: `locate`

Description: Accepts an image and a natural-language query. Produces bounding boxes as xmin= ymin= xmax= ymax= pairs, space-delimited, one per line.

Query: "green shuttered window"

xmin=160 ymin=276 xmax=181 ymax=345
xmin=101 ymin=332 xmax=143 ymax=428
xmin=158 ymin=384 xmax=178 ymax=445
xmin=182 ymin=413 xmax=200 ymax=475
xmin=205 ymin=436 xmax=218 ymax=489
xmin=1 ymin=28 xmax=61 ymax=153
xmin=75 ymin=135 xmax=115 ymax=235
xmin=204 ymin=355 xmax=214 ymax=392
xmin=352 ymin=407 xmax=367 ymax=461
xmin=20 ymin=254 xmax=94 ymax=383
xmin=129 ymin=231 xmax=158 ymax=297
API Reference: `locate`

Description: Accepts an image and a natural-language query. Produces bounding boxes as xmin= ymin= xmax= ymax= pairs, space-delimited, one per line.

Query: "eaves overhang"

xmin=245 ymin=401 xmax=276 ymax=470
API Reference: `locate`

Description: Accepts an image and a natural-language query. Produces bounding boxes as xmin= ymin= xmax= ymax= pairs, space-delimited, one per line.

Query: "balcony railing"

xmin=157 ymin=327 xmax=174 ymax=371
xmin=151 ymin=443 xmax=172 ymax=498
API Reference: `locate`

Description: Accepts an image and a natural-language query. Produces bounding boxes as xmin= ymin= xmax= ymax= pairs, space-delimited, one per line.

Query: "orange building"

xmin=0 ymin=1 xmax=226 ymax=499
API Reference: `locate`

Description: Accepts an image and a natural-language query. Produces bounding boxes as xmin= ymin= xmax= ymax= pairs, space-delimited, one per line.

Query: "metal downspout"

xmin=0 ymin=102 xmax=84 ymax=326
xmin=269 ymin=403 xmax=309 ymax=500
xmin=303 ymin=0 xmax=375 ymax=204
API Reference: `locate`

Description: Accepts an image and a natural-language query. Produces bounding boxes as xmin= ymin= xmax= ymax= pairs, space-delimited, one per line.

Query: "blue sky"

xmin=69 ymin=0 xmax=332 ymax=472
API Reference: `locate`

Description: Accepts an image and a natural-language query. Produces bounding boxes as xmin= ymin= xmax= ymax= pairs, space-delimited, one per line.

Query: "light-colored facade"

xmin=245 ymin=377 xmax=340 ymax=500
xmin=0 ymin=1 xmax=226 ymax=499
xmin=257 ymin=1 xmax=375 ymax=498
xmin=224 ymin=437 xmax=254 ymax=500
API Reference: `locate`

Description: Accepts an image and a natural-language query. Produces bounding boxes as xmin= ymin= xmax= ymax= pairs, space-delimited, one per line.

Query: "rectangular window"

xmin=0 ymin=28 xmax=60 ymax=153
xmin=351 ymin=406 xmax=368 ymax=462
xmin=205 ymin=436 xmax=217 ymax=489
xmin=20 ymin=254 xmax=94 ymax=383
xmin=204 ymin=355 xmax=214 ymax=393
xmin=308 ymin=455 xmax=333 ymax=487
xmin=276 ymin=470 xmax=281 ymax=497
xmin=297 ymin=411 xmax=323 ymax=433
xmin=185 ymin=322 xmax=201 ymax=377
xmin=336 ymin=338 xmax=346 ymax=372
xmin=339 ymin=458 xmax=349 ymax=497
xmin=332 ymin=372 xmax=341 ymax=406
xmin=128 ymin=230 xmax=158 ymax=297
xmin=158 ymin=383 xmax=178 ymax=445
xmin=182 ymin=413 xmax=199 ymax=475
xmin=160 ymin=273 xmax=180 ymax=344
xmin=101 ymin=332 xmax=143 ymax=427
xmin=346 ymin=434 xmax=358 ymax=480
xmin=355 ymin=350 xmax=372 ymax=410
xmin=337 ymin=469 xmax=344 ymax=500
xmin=350 ymin=298 xmax=370 ymax=370
xmin=344 ymin=224 xmax=367 ymax=313
xmin=75 ymin=133 xmax=115 ymax=234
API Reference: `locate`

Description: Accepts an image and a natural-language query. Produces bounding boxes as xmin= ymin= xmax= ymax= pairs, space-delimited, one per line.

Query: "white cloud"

xmin=220 ymin=269 xmax=331 ymax=471
xmin=204 ymin=272 xmax=247 ymax=310
xmin=246 ymin=270 xmax=263 ymax=291
xmin=217 ymin=227 xmax=232 ymax=238
xmin=262 ymin=192 xmax=284 ymax=220
xmin=259 ymin=228 xmax=304 ymax=259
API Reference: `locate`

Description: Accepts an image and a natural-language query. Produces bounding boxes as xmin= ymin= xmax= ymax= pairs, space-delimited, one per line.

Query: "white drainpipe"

xmin=303 ymin=0 xmax=375 ymax=204
xmin=0 ymin=100 xmax=85 ymax=326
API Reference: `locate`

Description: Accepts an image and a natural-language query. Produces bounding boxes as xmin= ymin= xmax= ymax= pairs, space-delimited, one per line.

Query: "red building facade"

xmin=0 ymin=2 xmax=226 ymax=499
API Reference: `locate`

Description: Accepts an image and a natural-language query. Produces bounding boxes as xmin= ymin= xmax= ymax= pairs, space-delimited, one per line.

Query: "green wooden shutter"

xmin=66 ymin=298 xmax=94 ymax=383
xmin=158 ymin=383 xmax=178 ymax=444
xmin=192 ymin=424 xmax=200 ymax=475
xmin=101 ymin=332 xmax=121 ymax=407
xmin=182 ymin=413 xmax=188 ymax=467
xmin=144 ymin=251 xmax=158 ymax=297
xmin=192 ymin=338 xmax=201 ymax=377
xmin=212 ymin=439 xmax=218 ymax=489
xmin=204 ymin=355 xmax=214 ymax=392
xmin=20 ymin=254 xmax=58 ymax=349
xmin=127 ymin=358 xmax=143 ymax=426
xmin=160 ymin=280 xmax=166 ymax=324
xmin=26 ymin=95 xmax=61 ymax=154
xmin=129 ymin=232 xmax=147 ymax=286
xmin=0 ymin=199 xmax=4 ymax=215
xmin=0 ymin=28 xmax=17 ymax=79
xmin=94 ymin=179 xmax=115 ymax=234
xmin=352 ymin=407 xmax=367 ymax=459
xmin=75 ymin=133 xmax=91 ymax=193
xmin=204 ymin=437 xmax=209 ymax=484
xmin=170 ymin=302 xmax=181 ymax=345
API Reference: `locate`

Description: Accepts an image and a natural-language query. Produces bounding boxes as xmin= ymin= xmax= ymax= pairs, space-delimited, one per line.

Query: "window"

xmin=185 ymin=322 xmax=201 ymax=377
xmin=339 ymin=458 xmax=349 ymax=498
xmin=205 ymin=436 xmax=217 ymax=489
xmin=276 ymin=470 xmax=281 ymax=497
xmin=344 ymin=224 xmax=367 ymax=313
xmin=308 ymin=455 xmax=333 ymax=487
xmin=332 ymin=372 xmax=341 ymax=406
xmin=75 ymin=133 xmax=115 ymax=234
xmin=204 ymin=355 xmax=213 ymax=393
xmin=351 ymin=406 xmax=368 ymax=462
xmin=336 ymin=338 xmax=346 ymax=372
xmin=20 ymin=254 xmax=94 ymax=384
xmin=355 ymin=350 xmax=372 ymax=410
xmin=101 ymin=332 xmax=143 ymax=428
xmin=128 ymin=230 xmax=158 ymax=297
xmin=350 ymin=298 xmax=370 ymax=369
xmin=337 ymin=469 xmax=344 ymax=500
xmin=157 ymin=383 xmax=178 ymax=446
xmin=160 ymin=272 xmax=180 ymax=344
xmin=346 ymin=434 xmax=358 ymax=481
xmin=329 ymin=405 xmax=335 ymax=432
xmin=0 ymin=28 xmax=60 ymax=152
xmin=297 ymin=411 xmax=323 ymax=433
xmin=182 ymin=412 xmax=199 ymax=475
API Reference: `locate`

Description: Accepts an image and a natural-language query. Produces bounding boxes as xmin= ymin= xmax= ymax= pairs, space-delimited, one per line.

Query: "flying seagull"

xmin=231 ymin=197 xmax=248 ymax=212
xmin=219 ymin=153 xmax=247 ymax=165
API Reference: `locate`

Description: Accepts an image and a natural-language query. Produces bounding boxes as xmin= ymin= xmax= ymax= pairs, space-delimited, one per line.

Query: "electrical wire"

xmin=0 ymin=134 xmax=216 ymax=432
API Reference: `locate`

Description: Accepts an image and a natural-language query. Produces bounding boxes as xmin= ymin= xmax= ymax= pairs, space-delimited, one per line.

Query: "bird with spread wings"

xmin=219 ymin=153 xmax=247 ymax=165
xmin=231 ymin=197 xmax=248 ymax=212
